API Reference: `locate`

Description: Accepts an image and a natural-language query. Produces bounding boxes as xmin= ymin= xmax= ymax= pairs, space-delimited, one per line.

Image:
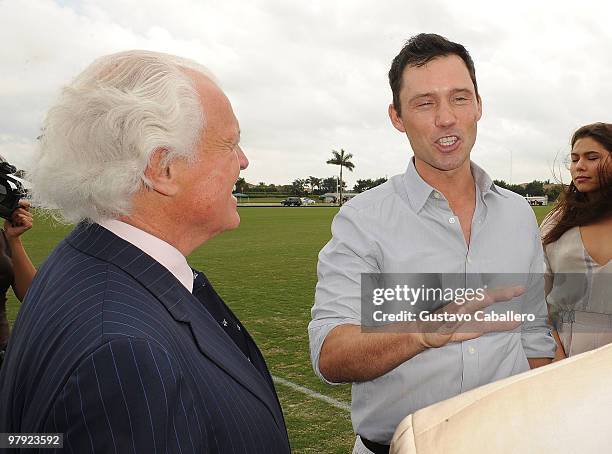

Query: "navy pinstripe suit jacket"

xmin=0 ymin=223 xmax=291 ymax=453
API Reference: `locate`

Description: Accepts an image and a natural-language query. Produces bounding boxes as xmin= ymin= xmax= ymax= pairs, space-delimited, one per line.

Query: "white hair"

xmin=30 ymin=50 xmax=214 ymax=223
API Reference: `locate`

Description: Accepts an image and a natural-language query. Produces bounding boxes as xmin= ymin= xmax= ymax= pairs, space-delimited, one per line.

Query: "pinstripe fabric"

xmin=0 ymin=223 xmax=291 ymax=453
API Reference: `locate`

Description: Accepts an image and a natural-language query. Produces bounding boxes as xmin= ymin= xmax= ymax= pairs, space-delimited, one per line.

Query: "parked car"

xmin=300 ymin=197 xmax=316 ymax=205
xmin=281 ymin=197 xmax=302 ymax=206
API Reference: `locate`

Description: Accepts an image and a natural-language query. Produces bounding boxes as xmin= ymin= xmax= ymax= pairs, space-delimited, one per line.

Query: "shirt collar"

xmin=470 ymin=160 xmax=506 ymax=199
xmin=402 ymin=158 xmax=506 ymax=213
xmin=98 ymin=219 xmax=194 ymax=293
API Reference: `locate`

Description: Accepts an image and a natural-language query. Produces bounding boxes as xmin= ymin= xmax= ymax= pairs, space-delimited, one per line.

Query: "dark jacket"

xmin=0 ymin=222 xmax=291 ymax=453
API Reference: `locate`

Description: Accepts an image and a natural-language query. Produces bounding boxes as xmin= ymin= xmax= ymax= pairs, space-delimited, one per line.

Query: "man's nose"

xmin=435 ymin=102 xmax=457 ymax=128
xmin=238 ymin=146 xmax=249 ymax=170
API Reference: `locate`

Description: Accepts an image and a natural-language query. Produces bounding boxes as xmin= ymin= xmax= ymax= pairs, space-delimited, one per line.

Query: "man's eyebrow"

xmin=451 ymin=88 xmax=473 ymax=95
xmin=408 ymin=93 xmax=435 ymax=103
xmin=408 ymin=88 xmax=474 ymax=103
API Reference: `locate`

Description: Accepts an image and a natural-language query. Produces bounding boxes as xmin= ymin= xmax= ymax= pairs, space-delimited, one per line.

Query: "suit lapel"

xmin=67 ymin=222 xmax=285 ymax=429
xmin=195 ymin=274 xmax=280 ymax=395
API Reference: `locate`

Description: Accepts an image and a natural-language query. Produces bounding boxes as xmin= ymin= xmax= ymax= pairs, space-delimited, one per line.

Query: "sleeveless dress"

xmin=544 ymin=226 xmax=612 ymax=356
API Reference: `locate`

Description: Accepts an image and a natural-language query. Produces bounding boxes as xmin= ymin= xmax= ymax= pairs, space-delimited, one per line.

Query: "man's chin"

xmin=226 ymin=211 xmax=241 ymax=230
xmin=433 ymin=153 xmax=470 ymax=172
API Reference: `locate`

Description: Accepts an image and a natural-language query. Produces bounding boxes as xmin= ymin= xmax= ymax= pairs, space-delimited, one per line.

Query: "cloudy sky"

xmin=2 ymin=0 xmax=611 ymax=188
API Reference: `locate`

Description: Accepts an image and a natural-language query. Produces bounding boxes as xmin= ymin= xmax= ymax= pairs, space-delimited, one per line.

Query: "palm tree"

xmin=306 ymin=176 xmax=321 ymax=194
xmin=234 ymin=177 xmax=247 ymax=194
xmin=326 ymin=148 xmax=355 ymax=205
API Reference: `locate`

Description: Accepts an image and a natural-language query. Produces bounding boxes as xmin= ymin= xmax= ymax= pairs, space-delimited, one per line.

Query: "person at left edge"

xmin=0 ymin=197 xmax=36 ymax=369
xmin=0 ymin=50 xmax=291 ymax=454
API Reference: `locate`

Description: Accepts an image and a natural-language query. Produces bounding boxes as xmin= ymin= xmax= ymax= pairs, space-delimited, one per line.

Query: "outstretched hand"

xmin=4 ymin=200 xmax=34 ymax=239
xmin=418 ymin=285 xmax=525 ymax=349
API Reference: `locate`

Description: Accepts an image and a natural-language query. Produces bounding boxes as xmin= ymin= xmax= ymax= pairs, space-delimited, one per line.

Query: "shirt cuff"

xmin=308 ymin=318 xmax=359 ymax=385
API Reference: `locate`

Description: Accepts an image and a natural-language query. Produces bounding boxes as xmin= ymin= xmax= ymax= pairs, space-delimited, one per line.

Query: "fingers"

xmin=7 ymin=199 xmax=33 ymax=227
xmin=4 ymin=204 xmax=34 ymax=237
xmin=13 ymin=214 xmax=33 ymax=229
xmin=459 ymin=285 xmax=525 ymax=313
xmin=422 ymin=285 xmax=525 ymax=346
xmin=12 ymin=207 xmax=32 ymax=218
xmin=10 ymin=208 xmax=33 ymax=227
xmin=459 ymin=318 xmax=522 ymax=336
xmin=486 ymin=286 xmax=525 ymax=303
xmin=450 ymin=318 xmax=522 ymax=343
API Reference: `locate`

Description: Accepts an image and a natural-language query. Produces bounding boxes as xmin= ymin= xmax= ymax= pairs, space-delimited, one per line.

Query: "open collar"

xmin=402 ymin=158 xmax=507 ymax=213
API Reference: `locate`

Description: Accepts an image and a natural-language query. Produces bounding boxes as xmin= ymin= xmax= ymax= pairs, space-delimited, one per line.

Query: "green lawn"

xmin=532 ymin=205 xmax=554 ymax=224
xmin=6 ymin=204 xmax=553 ymax=453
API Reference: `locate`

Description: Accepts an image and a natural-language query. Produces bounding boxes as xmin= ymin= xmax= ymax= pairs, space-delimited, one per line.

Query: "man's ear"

xmin=144 ymin=149 xmax=180 ymax=196
xmin=388 ymin=103 xmax=406 ymax=133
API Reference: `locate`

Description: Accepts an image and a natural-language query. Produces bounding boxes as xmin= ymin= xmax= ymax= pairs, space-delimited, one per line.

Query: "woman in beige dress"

xmin=542 ymin=122 xmax=612 ymax=358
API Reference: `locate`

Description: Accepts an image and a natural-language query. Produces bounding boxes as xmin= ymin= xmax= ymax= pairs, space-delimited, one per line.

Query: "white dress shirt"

xmin=98 ymin=219 xmax=194 ymax=293
xmin=309 ymin=159 xmax=556 ymax=444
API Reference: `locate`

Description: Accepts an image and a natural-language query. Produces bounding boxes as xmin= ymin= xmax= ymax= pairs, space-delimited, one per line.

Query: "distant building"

xmin=232 ymin=193 xmax=250 ymax=202
xmin=525 ymin=195 xmax=548 ymax=206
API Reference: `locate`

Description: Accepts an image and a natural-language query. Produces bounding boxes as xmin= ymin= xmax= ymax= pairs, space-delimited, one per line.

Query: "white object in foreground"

xmin=391 ymin=343 xmax=612 ymax=453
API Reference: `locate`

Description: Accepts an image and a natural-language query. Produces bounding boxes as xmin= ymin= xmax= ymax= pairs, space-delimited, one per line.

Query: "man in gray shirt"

xmin=308 ymin=33 xmax=556 ymax=453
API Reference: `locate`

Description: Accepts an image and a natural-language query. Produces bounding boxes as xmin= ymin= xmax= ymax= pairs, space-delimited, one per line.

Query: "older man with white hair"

xmin=0 ymin=50 xmax=291 ymax=453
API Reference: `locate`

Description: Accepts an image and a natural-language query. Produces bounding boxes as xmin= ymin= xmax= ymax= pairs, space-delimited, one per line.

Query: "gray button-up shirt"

xmin=309 ymin=160 xmax=556 ymax=444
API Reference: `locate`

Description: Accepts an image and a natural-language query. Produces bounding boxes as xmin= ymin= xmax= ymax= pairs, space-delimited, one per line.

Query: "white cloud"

xmin=2 ymin=0 xmax=610 ymax=187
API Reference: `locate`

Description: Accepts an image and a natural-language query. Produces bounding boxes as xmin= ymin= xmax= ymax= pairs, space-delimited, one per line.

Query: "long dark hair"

xmin=543 ymin=122 xmax=612 ymax=246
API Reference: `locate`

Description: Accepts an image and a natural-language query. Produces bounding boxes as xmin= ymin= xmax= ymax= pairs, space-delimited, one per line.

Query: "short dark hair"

xmin=388 ymin=33 xmax=479 ymax=115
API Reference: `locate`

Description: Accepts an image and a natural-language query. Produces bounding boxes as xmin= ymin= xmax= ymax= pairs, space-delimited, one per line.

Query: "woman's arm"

xmin=550 ymin=327 xmax=567 ymax=361
xmin=545 ymin=273 xmax=567 ymax=361
xmin=4 ymin=201 xmax=36 ymax=302
xmin=543 ymin=238 xmax=567 ymax=361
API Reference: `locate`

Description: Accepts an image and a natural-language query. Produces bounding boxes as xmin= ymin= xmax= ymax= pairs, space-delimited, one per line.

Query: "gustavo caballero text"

xmin=372 ymin=310 xmax=535 ymax=323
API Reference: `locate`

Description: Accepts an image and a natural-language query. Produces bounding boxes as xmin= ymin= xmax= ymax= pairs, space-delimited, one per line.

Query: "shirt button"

xmin=468 ymin=347 xmax=476 ymax=355
xmin=467 ymin=257 xmax=472 ymax=264
xmin=449 ymin=217 xmax=456 ymax=224
xmin=433 ymin=192 xmax=441 ymax=199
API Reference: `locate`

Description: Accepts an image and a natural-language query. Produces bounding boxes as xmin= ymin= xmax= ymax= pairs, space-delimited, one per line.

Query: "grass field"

xmin=6 ymin=204 xmax=554 ymax=453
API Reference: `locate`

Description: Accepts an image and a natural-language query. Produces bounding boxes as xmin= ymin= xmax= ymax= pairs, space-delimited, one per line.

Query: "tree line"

xmin=493 ymin=179 xmax=563 ymax=201
xmin=236 ymin=177 xmax=563 ymax=200
xmin=235 ymin=148 xmax=383 ymax=198
xmin=235 ymin=175 xmax=388 ymax=196
xmin=234 ymin=146 xmax=564 ymax=202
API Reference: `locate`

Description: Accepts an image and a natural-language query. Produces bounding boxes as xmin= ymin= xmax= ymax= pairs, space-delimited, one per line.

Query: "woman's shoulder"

xmin=540 ymin=209 xmax=562 ymax=237
xmin=544 ymin=224 xmax=584 ymax=274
